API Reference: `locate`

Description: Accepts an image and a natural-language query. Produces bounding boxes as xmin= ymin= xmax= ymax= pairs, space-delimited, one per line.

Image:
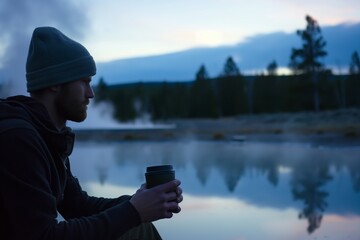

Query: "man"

xmin=0 ymin=27 xmax=183 ymax=239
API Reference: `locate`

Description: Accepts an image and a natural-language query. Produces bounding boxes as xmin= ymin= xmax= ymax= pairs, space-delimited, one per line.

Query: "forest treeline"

xmin=94 ymin=15 xmax=360 ymax=121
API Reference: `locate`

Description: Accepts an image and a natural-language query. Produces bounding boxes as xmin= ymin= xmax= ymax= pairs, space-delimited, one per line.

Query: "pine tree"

xmin=217 ymin=57 xmax=247 ymax=116
xmin=290 ymin=15 xmax=327 ymax=111
xmin=221 ymin=56 xmax=240 ymax=77
xmin=267 ymin=60 xmax=278 ymax=76
xmin=95 ymin=77 xmax=108 ymax=103
xmin=349 ymin=51 xmax=360 ymax=75
xmin=346 ymin=51 xmax=360 ymax=107
xmin=196 ymin=64 xmax=209 ymax=80
xmin=189 ymin=65 xmax=218 ymax=118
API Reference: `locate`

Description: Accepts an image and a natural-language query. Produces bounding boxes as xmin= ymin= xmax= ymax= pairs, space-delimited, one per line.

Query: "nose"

xmin=86 ymin=84 xmax=95 ymax=99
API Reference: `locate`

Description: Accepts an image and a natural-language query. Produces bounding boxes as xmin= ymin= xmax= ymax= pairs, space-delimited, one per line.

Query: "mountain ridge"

xmin=93 ymin=23 xmax=360 ymax=85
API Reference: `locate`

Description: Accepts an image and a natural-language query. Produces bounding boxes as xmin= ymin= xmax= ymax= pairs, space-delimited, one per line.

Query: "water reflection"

xmin=349 ymin=158 xmax=360 ymax=192
xmin=96 ymin=164 xmax=108 ymax=185
xmin=291 ymin=157 xmax=332 ymax=233
xmin=71 ymin=141 xmax=360 ymax=239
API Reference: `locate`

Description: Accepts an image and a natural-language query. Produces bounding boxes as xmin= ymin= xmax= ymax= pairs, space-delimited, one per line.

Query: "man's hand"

xmin=129 ymin=180 xmax=183 ymax=222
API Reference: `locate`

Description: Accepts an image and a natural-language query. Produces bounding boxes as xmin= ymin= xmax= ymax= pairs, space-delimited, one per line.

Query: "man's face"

xmin=55 ymin=77 xmax=94 ymax=122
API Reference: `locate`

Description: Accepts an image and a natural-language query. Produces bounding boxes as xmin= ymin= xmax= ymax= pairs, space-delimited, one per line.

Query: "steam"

xmin=68 ymin=101 xmax=176 ymax=130
xmin=0 ymin=0 xmax=174 ymax=129
xmin=68 ymin=101 xmax=124 ymax=129
xmin=0 ymin=0 xmax=89 ymax=97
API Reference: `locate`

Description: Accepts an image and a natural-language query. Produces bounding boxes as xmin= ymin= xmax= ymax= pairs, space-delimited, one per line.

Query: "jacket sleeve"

xmin=0 ymin=127 xmax=141 ymax=240
xmin=58 ymin=165 xmax=133 ymax=219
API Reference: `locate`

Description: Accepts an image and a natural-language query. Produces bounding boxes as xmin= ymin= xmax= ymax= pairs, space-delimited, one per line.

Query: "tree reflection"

xmin=212 ymin=145 xmax=279 ymax=191
xmin=291 ymin=159 xmax=332 ymax=234
xmin=107 ymin=140 xmax=359 ymax=235
xmin=195 ymin=161 xmax=211 ymax=186
xmin=192 ymin=144 xmax=214 ymax=186
xmin=348 ymin=158 xmax=360 ymax=192
xmin=217 ymin=157 xmax=245 ymax=192
xmin=257 ymin=156 xmax=279 ymax=187
xmin=96 ymin=164 xmax=108 ymax=185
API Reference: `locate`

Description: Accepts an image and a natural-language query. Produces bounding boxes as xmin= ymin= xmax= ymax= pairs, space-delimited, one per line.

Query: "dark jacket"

xmin=0 ymin=96 xmax=141 ymax=239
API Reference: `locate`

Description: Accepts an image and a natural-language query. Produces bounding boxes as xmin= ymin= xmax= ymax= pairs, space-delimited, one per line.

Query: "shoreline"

xmin=74 ymin=109 xmax=360 ymax=146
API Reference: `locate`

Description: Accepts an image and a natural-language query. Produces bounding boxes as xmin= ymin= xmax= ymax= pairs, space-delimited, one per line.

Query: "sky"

xmin=1 ymin=0 xmax=360 ymax=95
xmin=82 ymin=0 xmax=360 ymax=62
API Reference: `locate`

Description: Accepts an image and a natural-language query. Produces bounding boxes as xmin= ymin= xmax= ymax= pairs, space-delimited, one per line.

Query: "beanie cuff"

xmin=26 ymin=55 xmax=96 ymax=92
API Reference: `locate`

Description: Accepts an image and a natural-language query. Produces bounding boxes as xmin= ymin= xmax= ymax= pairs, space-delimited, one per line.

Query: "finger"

xmin=176 ymin=194 xmax=183 ymax=203
xmin=171 ymin=206 xmax=181 ymax=214
xmin=166 ymin=201 xmax=180 ymax=213
xmin=164 ymin=211 xmax=174 ymax=219
xmin=176 ymin=187 xmax=183 ymax=196
xmin=163 ymin=191 xmax=177 ymax=202
xmin=155 ymin=180 xmax=180 ymax=192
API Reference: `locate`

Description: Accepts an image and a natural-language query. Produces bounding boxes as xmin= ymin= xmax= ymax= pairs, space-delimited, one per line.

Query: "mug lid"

xmin=146 ymin=165 xmax=173 ymax=172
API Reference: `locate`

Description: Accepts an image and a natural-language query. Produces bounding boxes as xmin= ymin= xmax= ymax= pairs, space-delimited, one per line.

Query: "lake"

xmin=69 ymin=140 xmax=360 ymax=240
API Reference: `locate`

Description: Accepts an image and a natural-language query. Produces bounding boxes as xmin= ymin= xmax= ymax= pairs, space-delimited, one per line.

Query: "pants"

xmin=118 ymin=222 xmax=162 ymax=240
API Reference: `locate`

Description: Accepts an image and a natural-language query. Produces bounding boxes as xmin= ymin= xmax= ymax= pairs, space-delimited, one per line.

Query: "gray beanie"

xmin=26 ymin=27 xmax=96 ymax=92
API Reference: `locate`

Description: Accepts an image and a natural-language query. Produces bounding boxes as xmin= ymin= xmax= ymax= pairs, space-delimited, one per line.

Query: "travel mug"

xmin=145 ymin=165 xmax=175 ymax=188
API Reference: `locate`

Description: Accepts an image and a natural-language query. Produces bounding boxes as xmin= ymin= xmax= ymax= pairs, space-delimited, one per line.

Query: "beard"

xmin=67 ymin=103 xmax=88 ymax=122
xmin=55 ymin=93 xmax=88 ymax=123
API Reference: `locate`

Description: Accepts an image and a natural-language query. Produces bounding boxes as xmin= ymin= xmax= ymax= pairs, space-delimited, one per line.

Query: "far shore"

xmin=73 ymin=108 xmax=360 ymax=146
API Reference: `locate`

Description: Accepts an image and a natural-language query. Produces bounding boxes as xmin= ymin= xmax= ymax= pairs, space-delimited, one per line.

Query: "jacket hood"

xmin=0 ymin=95 xmax=54 ymax=128
xmin=0 ymin=95 xmax=74 ymax=157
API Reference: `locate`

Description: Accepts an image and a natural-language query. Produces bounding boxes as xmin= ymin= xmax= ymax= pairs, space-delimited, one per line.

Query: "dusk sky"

xmin=1 ymin=0 xmax=360 ymax=63
xmin=1 ymin=0 xmax=360 ymax=95
xmin=83 ymin=0 xmax=360 ymax=62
